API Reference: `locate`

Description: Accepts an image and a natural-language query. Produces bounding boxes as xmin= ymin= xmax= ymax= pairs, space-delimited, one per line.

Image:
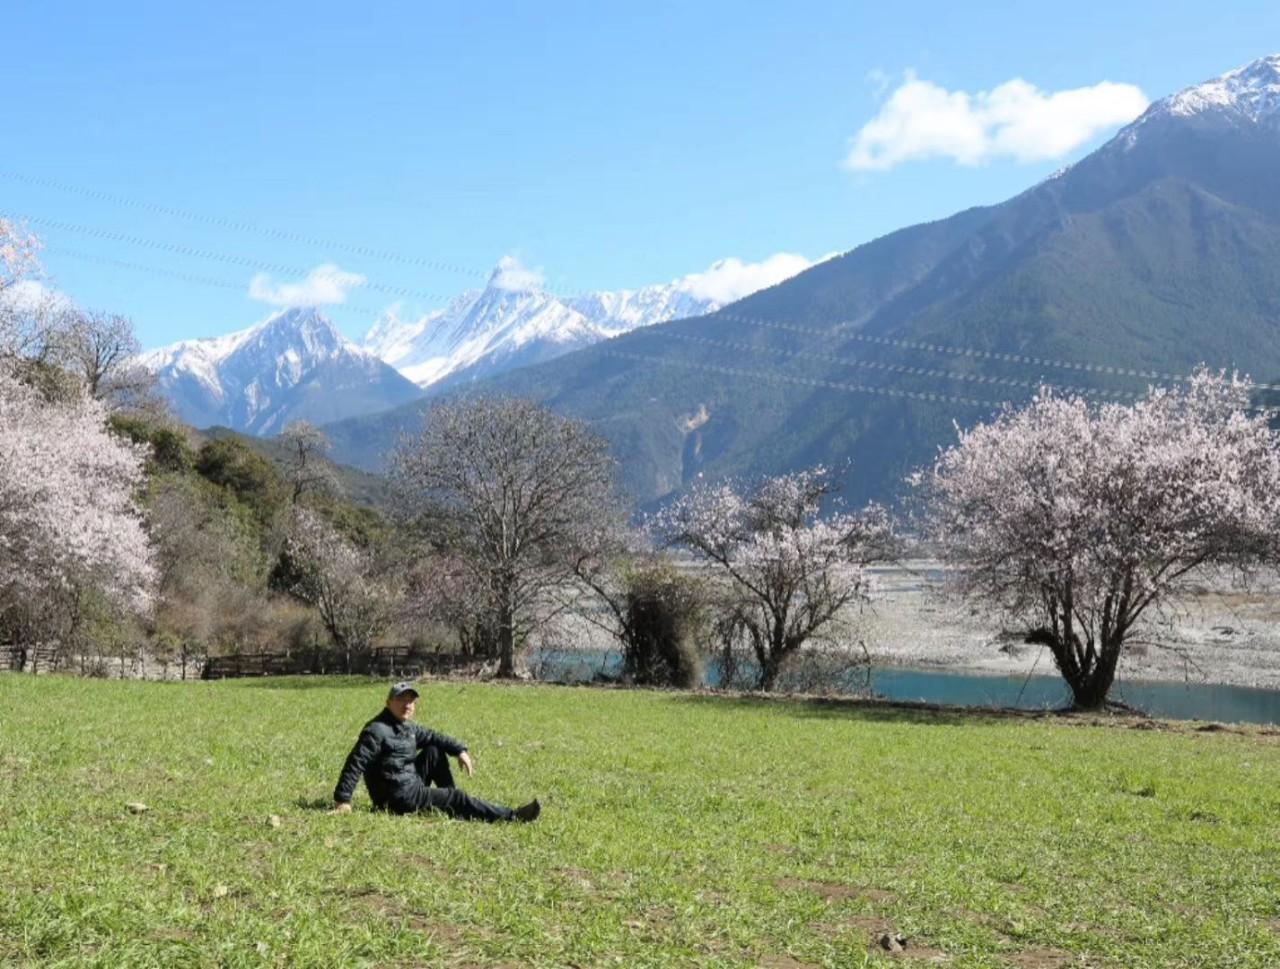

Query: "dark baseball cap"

xmin=387 ymin=681 xmax=420 ymax=700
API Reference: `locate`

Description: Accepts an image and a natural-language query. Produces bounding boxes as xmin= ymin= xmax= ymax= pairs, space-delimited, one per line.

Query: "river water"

xmin=532 ymin=650 xmax=1280 ymax=725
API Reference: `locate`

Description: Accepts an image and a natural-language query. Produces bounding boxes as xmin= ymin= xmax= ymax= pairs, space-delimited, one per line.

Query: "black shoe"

xmin=512 ymin=798 xmax=541 ymax=823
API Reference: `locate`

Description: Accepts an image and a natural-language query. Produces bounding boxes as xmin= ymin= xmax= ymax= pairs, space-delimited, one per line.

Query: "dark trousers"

xmin=403 ymin=743 xmax=514 ymax=823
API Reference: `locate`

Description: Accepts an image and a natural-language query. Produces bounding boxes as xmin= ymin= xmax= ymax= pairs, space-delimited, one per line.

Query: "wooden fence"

xmin=0 ymin=643 xmax=474 ymax=682
xmin=0 ymin=644 xmax=59 ymax=673
xmin=201 ymin=646 xmax=472 ymax=680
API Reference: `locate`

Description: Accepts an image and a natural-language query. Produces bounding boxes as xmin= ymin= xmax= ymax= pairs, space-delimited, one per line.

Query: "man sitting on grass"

xmin=332 ymin=681 xmax=540 ymax=822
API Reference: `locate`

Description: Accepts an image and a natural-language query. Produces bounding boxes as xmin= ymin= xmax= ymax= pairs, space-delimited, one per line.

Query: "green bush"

xmin=195 ymin=438 xmax=284 ymax=526
xmin=109 ymin=413 xmax=196 ymax=473
xmin=621 ymin=562 xmax=704 ymax=688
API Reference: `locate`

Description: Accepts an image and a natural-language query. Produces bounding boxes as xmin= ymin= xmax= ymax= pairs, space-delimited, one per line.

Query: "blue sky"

xmin=4 ymin=1 xmax=1277 ymax=349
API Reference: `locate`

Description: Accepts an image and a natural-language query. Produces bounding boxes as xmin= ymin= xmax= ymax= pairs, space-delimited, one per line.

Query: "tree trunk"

xmin=1046 ymin=634 xmax=1123 ymax=711
xmin=756 ymin=626 xmax=787 ymax=692
xmin=496 ymin=595 xmax=516 ymax=678
xmin=758 ymin=655 xmax=781 ymax=692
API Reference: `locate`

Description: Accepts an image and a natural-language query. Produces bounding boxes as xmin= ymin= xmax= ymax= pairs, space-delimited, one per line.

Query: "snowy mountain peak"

xmin=143 ymin=306 xmax=421 ymax=434
xmin=248 ymin=306 xmax=347 ymax=361
xmin=361 ymin=254 xmax=823 ymax=389
xmin=1156 ymin=53 xmax=1280 ymax=123
xmin=486 ymin=255 xmax=546 ymax=294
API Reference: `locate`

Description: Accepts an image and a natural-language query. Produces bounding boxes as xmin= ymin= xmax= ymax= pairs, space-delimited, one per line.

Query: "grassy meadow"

xmin=0 ymin=675 xmax=1277 ymax=968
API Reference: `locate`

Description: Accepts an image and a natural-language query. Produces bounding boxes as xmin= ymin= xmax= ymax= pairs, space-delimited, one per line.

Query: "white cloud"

xmin=248 ymin=263 xmax=366 ymax=306
xmin=844 ymin=72 xmax=1149 ymax=171
xmin=674 ymin=252 xmax=826 ymax=304
xmin=0 ymin=279 xmax=73 ymax=314
xmin=489 ymin=255 xmax=545 ymax=292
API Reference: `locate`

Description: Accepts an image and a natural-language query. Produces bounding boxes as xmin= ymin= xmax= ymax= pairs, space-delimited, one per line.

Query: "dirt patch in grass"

xmin=152 ymin=927 xmax=197 ymax=943
xmin=629 ymin=904 xmax=675 ymax=925
xmin=343 ymin=888 xmax=401 ymax=917
xmin=406 ymin=919 xmax=467 ymax=943
xmin=866 ymin=931 xmax=950 ymax=962
xmin=342 ymin=891 xmax=482 ymax=945
xmin=622 ymin=905 xmax=676 ymax=940
xmin=812 ymin=914 xmax=951 ymax=962
xmin=393 ymin=851 xmax=449 ymax=875
xmin=757 ymin=955 xmax=819 ymax=968
xmin=775 ymin=876 xmax=897 ymax=903
xmin=1004 ymin=950 xmax=1076 ymax=968
xmin=952 ymin=909 xmax=1015 ymax=940
xmin=554 ymin=866 xmax=599 ymax=892
xmin=813 ymin=914 xmax=895 ymax=938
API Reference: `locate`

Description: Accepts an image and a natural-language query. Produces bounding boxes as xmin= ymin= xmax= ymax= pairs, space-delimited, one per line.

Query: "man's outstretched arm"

xmin=332 ymin=727 xmax=381 ymax=810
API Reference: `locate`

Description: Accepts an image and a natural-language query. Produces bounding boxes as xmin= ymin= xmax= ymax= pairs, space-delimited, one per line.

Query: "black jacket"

xmin=333 ymin=709 xmax=466 ymax=809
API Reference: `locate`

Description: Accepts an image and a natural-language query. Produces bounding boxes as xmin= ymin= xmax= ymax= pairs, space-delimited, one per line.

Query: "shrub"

xmin=620 ymin=562 xmax=704 ymax=688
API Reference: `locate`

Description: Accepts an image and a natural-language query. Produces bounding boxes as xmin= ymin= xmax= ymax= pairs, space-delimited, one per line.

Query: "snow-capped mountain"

xmin=142 ymin=307 xmax=423 ymax=434
xmin=362 ymin=254 xmax=814 ymax=389
xmin=1156 ymin=53 xmax=1280 ymax=124
xmin=1043 ymin=53 xmax=1280 ymax=220
xmin=361 ymin=273 xmax=604 ymax=388
xmin=1110 ymin=52 xmax=1280 ymax=152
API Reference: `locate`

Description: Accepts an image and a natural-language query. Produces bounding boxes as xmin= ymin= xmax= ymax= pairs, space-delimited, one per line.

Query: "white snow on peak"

xmin=142 ymin=306 xmax=416 ymax=433
xmin=1158 ymin=54 xmax=1280 ymax=122
xmin=362 ymin=254 xmax=819 ymax=389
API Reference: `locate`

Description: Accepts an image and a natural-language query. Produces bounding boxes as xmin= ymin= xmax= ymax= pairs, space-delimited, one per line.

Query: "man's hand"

xmin=331 ymin=801 xmax=352 ymax=814
xmin=457 ymin=750 xmax=474 ymax=777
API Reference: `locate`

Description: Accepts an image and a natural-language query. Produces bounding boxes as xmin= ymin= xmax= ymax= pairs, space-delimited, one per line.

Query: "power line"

xmin=0 ymin=169 xmax=487 ymax=279
xmin=44 ymin=248 xmax=390 ymax=321
xmin=705 ymin=307 xmax=1280 ymax=392
xmin=45 ymin=242 xmax=1280 ymax=416
xmin=40 ymin=248 xmax=1280 ymax=419
xmin=5 ymin=212 xmax=461 ymax=306
xmin=9 ymin=175 xmax=1278 ymax=393
xmin=662 ymin=331 xmax=1143 ymax=401
xmin=601 ymin=349 xmax=1004 ymax=409
xmin=599 ymin=337 xmax=1280 ymax=417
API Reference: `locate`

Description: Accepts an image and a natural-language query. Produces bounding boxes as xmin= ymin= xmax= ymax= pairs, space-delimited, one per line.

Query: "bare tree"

xmin=55 ymin=310 xmax=155 ymax=407
xmin=915 ymin=371 xmax=1280 ymax=710
xmin=392 ymin=396 xmax=623 ymax=677
xmin=279 ymin=420 xmax=339 ymax=504
xmin=655 ymin=467 xmax=893 ymax=691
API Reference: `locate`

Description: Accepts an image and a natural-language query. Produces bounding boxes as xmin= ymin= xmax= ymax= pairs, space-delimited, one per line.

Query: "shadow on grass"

xmin=673 ymin=691 xmax=1073 ymax=728
xmin=294 ymin=796 xmax=335 ymax=811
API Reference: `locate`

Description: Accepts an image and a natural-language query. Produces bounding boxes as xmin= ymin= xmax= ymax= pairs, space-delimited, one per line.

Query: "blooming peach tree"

xmin=279 ymin=507 xmax=392 ymax=665
xmin=655 ymin=467 xmax=893 ymax=691
xmin=0 ymin=218 xmax=40 ymax=294
xmin=916 ymin=371 xmax=1280 ymax=709
xmin=0 ymin=370 xmax=157 ymax=629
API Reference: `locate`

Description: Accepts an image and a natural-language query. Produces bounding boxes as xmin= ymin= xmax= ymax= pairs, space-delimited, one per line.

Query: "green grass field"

xmin=1 ymin=675 xmax=1277 ymax=968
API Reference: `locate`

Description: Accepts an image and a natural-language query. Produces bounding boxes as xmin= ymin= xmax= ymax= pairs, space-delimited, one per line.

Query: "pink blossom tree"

xmin=916 ymin=371 xmax=1280 ymax=710
xmin=279 ymin=507 xmax=393 ymax=668
xmin=655 ymin=467 xmax=894 ymax=691
xmin=0 ymin=370 xmax=157 ymax=658
xmin=0 ymin=218 xmax=40 ymax=295
xmin=0 ymin=220 xmax=54 ymax=365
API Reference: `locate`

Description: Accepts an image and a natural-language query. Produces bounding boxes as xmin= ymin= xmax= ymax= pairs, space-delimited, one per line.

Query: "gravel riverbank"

xmin=862 ymin=562 xmax=1280 ymax=690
